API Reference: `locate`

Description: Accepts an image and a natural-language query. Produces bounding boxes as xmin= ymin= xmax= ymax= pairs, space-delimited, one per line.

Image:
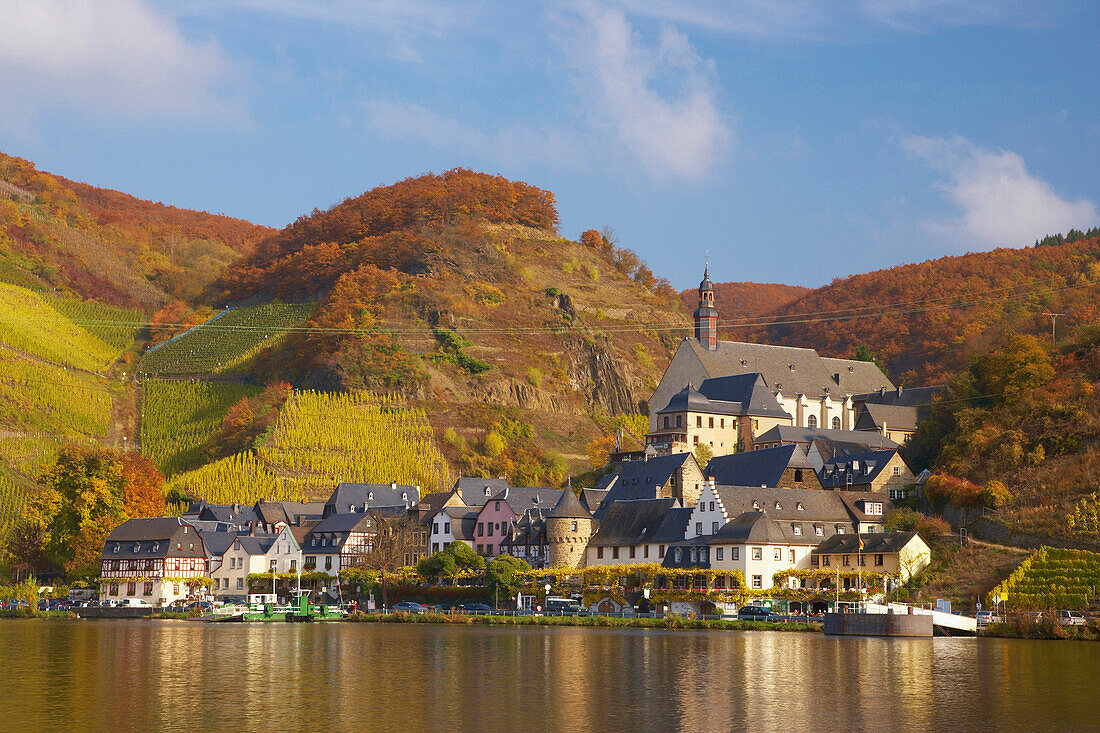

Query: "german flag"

xmin=857 ymin=534 xmax=865 ymax=551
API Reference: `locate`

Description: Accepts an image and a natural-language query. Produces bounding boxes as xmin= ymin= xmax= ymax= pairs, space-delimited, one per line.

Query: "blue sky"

xmin=1 ymin=1 xmax=1097 ymax=288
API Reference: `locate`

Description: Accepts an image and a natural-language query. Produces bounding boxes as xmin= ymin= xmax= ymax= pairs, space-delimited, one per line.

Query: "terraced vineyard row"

xmin=0 ymin=473 xmax=27 ymax=531
xmin=163 ymin=390 xmax=451 ymax=503
xmin=0 ymin=348 xmax=111 ymax=437
xmin=140 ymin=302 xmax=313 ymax=375
xmin=0 ymin=282 xmax=129 ymax=371
xmin=45 ymin=294 xmax=142 ymax=353
xmin=989 ymin=546 xmax=1100 ymax=610
xmin=141 ymin=379 xmax=261 ymax=476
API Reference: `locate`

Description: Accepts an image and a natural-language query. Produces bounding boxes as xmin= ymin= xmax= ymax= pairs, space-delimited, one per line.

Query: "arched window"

xmin=807 ymin=414 xmax=818 ymax=429
xmin=831 ymin=416 xmax=841 ymax=430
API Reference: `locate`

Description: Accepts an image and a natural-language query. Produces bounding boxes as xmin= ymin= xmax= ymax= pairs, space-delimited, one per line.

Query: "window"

xmin=752 ymin=575 xmax=762 ymax=589
xmin=793 ymin=525 xmax=802 ymax=536
xmin=708 ymin=417 xmax=714 ymax=428
xmin=478 ymin=522 xmax=484 ymax=537
xmin=752 ymin=547 xmax=762 ymax=560
xmin=143 ymin=582 xmax=153 ymax=596
xmin=875 ymin=554 xmax=884 ymax=567
xmin=815 ymin=525 xmax=824 ymax=536
xmin=832 ymin=416 xmax=841 ymax=430
xmin=712 ymin=521 xmax=719 ymax=534
xmin=794 ymin=469 xmax=803 ymax=483
xmin=774 ymin=548 xmax=782 ymax=561
xmin=673 ymin=548 xmax=682 ymax=563
xmin=325 ymin=556 xmax=332 ymax=571
xmin=486 ymin=545 xmax=494 ymax=556
xmin=597 ymin=547 xmax=604 ymax=559
xmin=237 ymin=578 xmax=244 ymax=590
xmin=676 ymin=415 xmax=683 ymax=428
xmin=291 ymin=560 xmax=297 ymax=571
xmin=822 ymin=556 xmax=830 ymax=567
xmin=664 ymin=416 xmax=670 ymax=429
xmin=109 ymin=583 xmax=119 ymax=595
xmin=696 ymin=416 xmax=702 ymax=428
xmin=644 ymin=545 xmax=649 ymax=559
xmin=488 ymin=523 xmax=494 ymax=537
xmin=696 ymin=522 xmax=703 ymax=535
xmin=893 ymin=466 xmax=901 ymax=476
xmin=629 ymin=546 xmax=636 ymax=559
xmin=699 ymin=502 xmax=705 ymax=512
xmin=127 ymin=582 xmax=136 ymax=596
xmin=433 ymin=522 xmax=439 ymax=534
xmin=789 ymin=549 xmax=795 ymax=564
xmin=716 ymin=547 xmax=724 ymax=561
xmin=690 ymin=547 xmax=697 ymax=563
xmin=843 ymin=555 xmax=851 ymax=567
xmin=859 ymin=555 xmax=866 ymax=567
xmin=732 ymin=547 xmax=739 ymax=561
xmin=444 ymin=522 xmax=450 ymax=534
xmin=709 ymin=501 xmax=715 ymax=512
xmin=658 ymin=545 xmax=666 ymax=558
xmin=612 ymin=547 xmax=620 ymax=560
xmin=837 ymin=527 xmax=845 ymax=535
xmin=571 ymin=521 xmax=578 ymax=532
xmin=720 ymin=419 xmax=725 ymax=429
xmin=270 ymin=559 xmax=278 ymax=572
xmin=693 ymin=435 xmax=699 ymax=445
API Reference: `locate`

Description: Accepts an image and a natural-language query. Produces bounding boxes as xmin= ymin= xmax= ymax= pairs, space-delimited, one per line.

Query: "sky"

xmin=0 ymin=0 xmax=1097 ymax=289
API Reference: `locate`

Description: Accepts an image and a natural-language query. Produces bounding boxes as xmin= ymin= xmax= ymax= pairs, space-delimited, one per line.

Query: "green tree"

xmin=694 ymin=443 xmax=714 ymax=468
xmin=485 ymin=554 xmax=531 ymax=607
xmin=970 ymin=334 xmax=1053 ymax=403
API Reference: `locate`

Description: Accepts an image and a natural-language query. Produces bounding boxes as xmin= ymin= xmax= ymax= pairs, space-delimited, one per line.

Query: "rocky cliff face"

xmin=564 ymin=335 xmax=637 ymax=415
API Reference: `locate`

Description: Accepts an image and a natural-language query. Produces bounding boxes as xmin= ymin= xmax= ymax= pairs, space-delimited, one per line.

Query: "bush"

xmin=926 ymin=473 xmax=983 ymax=507
xmin=980 ymin=480 xmax=1012 ymax=509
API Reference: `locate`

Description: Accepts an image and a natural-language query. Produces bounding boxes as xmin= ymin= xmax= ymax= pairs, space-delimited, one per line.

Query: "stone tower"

xmin=693 ymin=264 xmax=718 ymax=350
xmin=546 ymin=489 xmax=595 ymax=569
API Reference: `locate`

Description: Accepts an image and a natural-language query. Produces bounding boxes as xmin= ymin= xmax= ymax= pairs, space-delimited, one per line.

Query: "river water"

xmin=2 ymin=620 xmax=1096 ymax=732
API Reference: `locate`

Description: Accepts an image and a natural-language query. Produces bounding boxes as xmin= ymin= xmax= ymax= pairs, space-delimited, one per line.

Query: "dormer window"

xmin=402 ymin=493 xmax=408 ymax=501
xmin=367 ymin=491 xmax=374 ymax=501
xmin=752 ymin=501 xmax=760 ymax=510
xmin=788 ymin=363 xmax=795 ymax=371
xmin=796 ymin=502 xmax=804 ymax=511
xmin=674 ymin=548 xmax=683 ymax=563
xmin=848 ymin=365 xmax=854 ymax=373
xmin=133 ymin=543 xmax=140 ymax=552
xmin=793 ymin=525 xmax=802 ymax=536
xmin=774 ymin=502 xmax=781 ymax=510
xmin=113 ymin=543 xmax=119 ymax=553
xmin=485 ymin=487 xmax=492 ymax=496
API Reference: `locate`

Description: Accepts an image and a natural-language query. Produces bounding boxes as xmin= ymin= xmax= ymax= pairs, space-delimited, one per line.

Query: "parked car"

xmin=120 ymin=598 xmax=152 ymax=608
xmin=1057 ymin=610 xmax=1086 ymax=626
xmin=458 ymin=603 xmax=493 ymax=614
xmin=391 ymin=601 xmax=425 ymax=614
xmin=737 ymin=605 xmax=782 ymax=622
xmin=185 ymin=600 xmax=214 ymax=614
xmin=975 ymin=610 xmax=1003 ymax=627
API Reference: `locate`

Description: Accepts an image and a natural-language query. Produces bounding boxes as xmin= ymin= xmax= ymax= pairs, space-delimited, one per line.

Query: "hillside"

xmin=679 ymin=281 xmax=808 ymax=320
xmin=0 ymin=151 xmax=272 ymax=310
xmin=744 ymin=235 xmax=1100 ymax=385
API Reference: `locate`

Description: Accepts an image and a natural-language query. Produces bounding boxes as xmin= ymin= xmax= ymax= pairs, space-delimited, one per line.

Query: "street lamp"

xmin=545 ymin=583 xmax=551 ymax=614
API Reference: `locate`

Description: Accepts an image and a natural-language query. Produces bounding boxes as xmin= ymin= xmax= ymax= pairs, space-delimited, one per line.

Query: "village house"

xmin=684 ymin=482 xmax=872 ymax=541
xmin=595 ymin=452 xmax=705 ymax=514
xmin=852 ymin=386 xmax=942 ymax=444
xmin=650 ymin=267 xmax=895 ymax=437
xmin=585 ymin=498 xmax=693 ymax=567
xmin=502 ymin=508 xmax=550 ymax=566
xmin=810 ymin=531 xmax=931 ymax=585
xmin=818 ymin=449 xmax=917 ymax=500
xmin=323 ymin=481 xmax=420 ymax=517
xmin=99 ymin=518 xmax=208 ymax=607
xmin=211 ymin=525 xmax=301 ymax=600
xmin=703 ymin=444 xmax=822 ymax=490
xmin=647 ymin=373 xmax=793 ymax=455
xmin=428 ymin=505 xmax=478 ymax=554
xmin=302 ymin=512 xmax=378 ymax=574
xmin=752 ymin=425 xmax=900 ymax=458
xmin=474 ymin=487 xmax=563 ymax=556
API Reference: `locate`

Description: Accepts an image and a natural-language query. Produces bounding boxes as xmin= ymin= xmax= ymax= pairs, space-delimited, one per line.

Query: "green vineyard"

xmin=989 ymin=546 xmax=1100 ymax=610
xmin=0 ymin=473 xmax=27 ymax=535
xmin=0 ymin=348 xmax=111 ymax=438
xmin=0 ymin=282 xmax=129 ymax=371
xmin=141 ymin=379 xmax=261 ymax=476
xmin=164 ymin=390 xmax=451 ymax=503
xmin=139 ymin=302 xmax=313 ymax=376
xmin=45 ymin=294 xmax=142 ymax=354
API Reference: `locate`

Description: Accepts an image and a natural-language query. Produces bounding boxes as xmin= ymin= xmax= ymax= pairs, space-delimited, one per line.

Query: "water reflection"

xmin=1 ymin=620 xmax=1095 ymax=732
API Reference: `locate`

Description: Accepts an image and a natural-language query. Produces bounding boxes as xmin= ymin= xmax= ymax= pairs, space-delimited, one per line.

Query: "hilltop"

xmin=0 ymin=151 xmax=272 ymax=310
xmin=743 ymin=235 xmax=1100 ymax=385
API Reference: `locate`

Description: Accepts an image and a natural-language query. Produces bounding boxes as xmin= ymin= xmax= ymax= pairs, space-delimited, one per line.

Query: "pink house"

xmin=474 ymin=488 xmax=564 ymax=556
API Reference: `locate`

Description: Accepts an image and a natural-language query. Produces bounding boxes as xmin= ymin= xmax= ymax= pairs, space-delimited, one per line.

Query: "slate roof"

xmin=755 ymin=425 xmax=899 ymax=451
xmin=229 ymin=534 xmax=279 ymax=557
xmin=656 ymin=373 xmax=791 ymax=420
xmin=549 ymin=489 xmax=590 ymax=519
xmin=812 ymin=532 xmax=921 ymax=555
xmin=452 ymin=477 xmax=511 ymax=506
xmin=254 ymin=501 xmax=326 ymax=527
xmin=438 ymin=506 xmax=479 ymax=541
xmin=303 ymin=512 xmax=375 ymax=551
xmin=486 ymin=487 xmax=564 ymax=516
xmin=588 ymin=499 xmax=691 ymax=547
xmin=580 ymin=489 xmax=609 ymax=514
xmin=684 ymin=339 xmax=894 ymax=400
xmin=835 ymin=491 xmax=894 ymax=522
xmin=190 ymin=522 xmax=239 ymax=557
xmin=854 ymin=403 xmax=919 ymax=433
xmin=324 ymin=482 xmax=419 ymax=516
xmin=853 ymin=385 xmax=944 ymax=408
xmin=818 ymin=449 xmax=900 ymax=489
xmin=101 ymin=518 xmax=206 ymax=560
xmin=594 ymin=475 xmax=618 ymax=491
xmin=704 ymin=444 xmax=800 ymax=487
xmin=712 ymin=485 xmax=854 ymax=525
xmin=190 ymin=503 xmax=261 ymax=527
xmin=597 ymin=453 xmax=696 ymax=511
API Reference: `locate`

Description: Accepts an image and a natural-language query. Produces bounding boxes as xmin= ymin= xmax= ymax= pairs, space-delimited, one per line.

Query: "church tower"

xmin=693 ymin=264 xmax=718 ymax=350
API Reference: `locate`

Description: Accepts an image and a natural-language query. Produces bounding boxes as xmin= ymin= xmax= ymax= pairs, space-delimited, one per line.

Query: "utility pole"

xmin=1043 ymin=313 xmax=1064 ymax=346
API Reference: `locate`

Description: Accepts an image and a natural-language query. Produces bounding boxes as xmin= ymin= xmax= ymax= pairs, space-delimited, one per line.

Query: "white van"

xmin=120 ymin=598 xmax=152 ymax=608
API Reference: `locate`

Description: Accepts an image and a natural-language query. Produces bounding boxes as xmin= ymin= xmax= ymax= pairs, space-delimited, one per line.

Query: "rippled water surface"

xmin=2 ymin=620 xmax=1096 ymax=732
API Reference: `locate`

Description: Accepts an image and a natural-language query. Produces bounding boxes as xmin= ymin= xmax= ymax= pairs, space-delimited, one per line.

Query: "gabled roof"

xmin=835 ymin=491 xmax=894 ymax=521
xmin=192 ymin=503 xmax=260 ymax=527
xmin=819 ymin=449 xmax=901 ymax=489
xmin=549 ymin=489 xmax=590 ymax=519
xmin=255 ymin=501 xmax=325 ymax=526
xmin=704 ymin=444 xmax=799 ymax=488
xmin=598 ymin=453 xmax=696 ymax=510
xmin=813 ymin=531 xmax=923 ymax=555
xmin=308 ymin=512 xmax=376 ymax=535
xmin=580 ymin=489 xmax=609 ymax=514
xmin=684 ymin=339 xmax=894 ymax=400
xmin=755 ymin=424 xmax=900 ymax=450
xmin=712 ymin=485 xmax=853 ymax=524
xmin=227 ymin=534 xmax=279 ymax=557
xmin=452 ymin=477 xmax=511 ymax=506
xmin=324 ymin=482 xmax=419 ymax=516
xmin=594 ymin=474 xmax=618 ymax=491
xmin=438 ymin=506 xmax=479 ymax=541
xmin=485 ymin=487 xmax=564 ymax=517
xmin=101 ymin=518 xmax=205 ymax=560
xmin=588 ymin=499 xmax=690 ymax=547
xmin=658 ymin=373 xmax=791 ymax=420
xmin=853 ymin=385 xmax=943 ymax=408
xmin=854 ymin=403 xmax=919 ymax=433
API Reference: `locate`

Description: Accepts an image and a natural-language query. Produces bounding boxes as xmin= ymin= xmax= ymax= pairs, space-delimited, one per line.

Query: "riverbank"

xmin=344 ymin=611 xmax=822 ymax=632
xmin=982 ymin=619 xmax=1100 ymax=641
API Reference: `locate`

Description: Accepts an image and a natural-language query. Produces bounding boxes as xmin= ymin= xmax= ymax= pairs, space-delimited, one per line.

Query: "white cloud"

xmin=558 ymin=4 xmax=732 ymax=180
xmin=901 ymin=134 xmax=1098 ymax=247
xmin=362 ymin=99 xmax=587 ymax=171
xmin=0 ymin=0 xmax=239 ymax=125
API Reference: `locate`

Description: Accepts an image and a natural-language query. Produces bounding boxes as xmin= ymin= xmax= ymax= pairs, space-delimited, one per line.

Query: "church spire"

xmin=693 ymin=263 xmax=718 ymax=350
